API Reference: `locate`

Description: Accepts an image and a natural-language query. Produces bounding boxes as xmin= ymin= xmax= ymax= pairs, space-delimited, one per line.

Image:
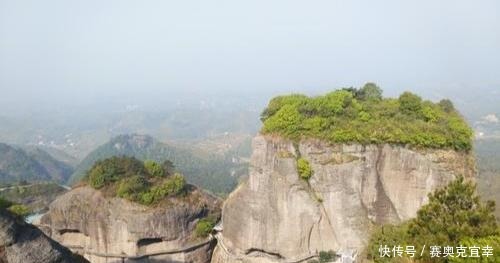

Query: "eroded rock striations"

xmin=0 ymin=209 xmax=88 ymax=263
xmin=211 ymin=135 xmax=475 ymax=263
xmin=39 ymin=186 xmax=221 ymax=263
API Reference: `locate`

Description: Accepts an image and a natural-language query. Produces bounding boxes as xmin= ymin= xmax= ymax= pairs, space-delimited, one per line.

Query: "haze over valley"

xmin=1 ymin=1 xmax=499 ymax=263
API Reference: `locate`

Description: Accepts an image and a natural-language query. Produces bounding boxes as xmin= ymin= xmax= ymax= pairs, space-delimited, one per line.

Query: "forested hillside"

xmin=0 ymin=143 xmax=73 ymax=184
xmin=23 ymin=147 xmax=74 ymax=183
xmin=70 ymin=134 xmax=246 ymax=195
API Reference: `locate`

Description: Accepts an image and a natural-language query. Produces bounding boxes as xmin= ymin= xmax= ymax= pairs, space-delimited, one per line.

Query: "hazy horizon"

xmin=1 ymin=2 xmax=500 ymax=257
xmin=1 ymin=0 xmax=499 ymax=113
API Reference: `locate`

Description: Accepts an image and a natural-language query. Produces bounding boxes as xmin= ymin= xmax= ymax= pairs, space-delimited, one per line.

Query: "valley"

xmin=1 ymin=1 xmax=499 ymax=261
xmin=0 ymin=88 xmax=499 ymax=263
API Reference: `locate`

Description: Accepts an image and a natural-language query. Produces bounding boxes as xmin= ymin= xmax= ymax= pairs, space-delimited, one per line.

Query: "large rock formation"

xmin=39 ymin=185 xmax=221 ymax=263
xmin=211 ymin=135 xmax=475 ymax=263
xmin=0 ymin=209 xmax=88 ymax=263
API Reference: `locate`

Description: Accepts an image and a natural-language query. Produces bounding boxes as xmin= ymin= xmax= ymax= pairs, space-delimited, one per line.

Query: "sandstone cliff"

xmin=211 ymin=135 xmax=475 ymax=263
xmin=0 ymin=209 xmax=88 ymax=263
xmin=39 ymin=185 xmax=221 ymax=263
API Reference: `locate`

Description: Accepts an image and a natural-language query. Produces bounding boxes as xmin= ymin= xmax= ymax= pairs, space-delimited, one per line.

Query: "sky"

xmin=0 ymin=0 xmax=499 ymax=110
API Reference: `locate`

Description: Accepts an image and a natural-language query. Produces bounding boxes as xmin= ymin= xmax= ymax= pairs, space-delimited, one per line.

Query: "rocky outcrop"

xmin=39 ymin=185 xmax=221 ymax=263
xmin=0 ymin=209 xmax=88 ymax=263
xmin=0 ymin=183 xmax=68 ymax=214
xmin=212 ymin=135 xmax=475 ymax=263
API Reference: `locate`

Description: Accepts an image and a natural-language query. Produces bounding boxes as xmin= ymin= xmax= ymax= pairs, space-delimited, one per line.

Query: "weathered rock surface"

xmin=212 ymin=135 xmax=475 ymax=263
xmin=0 ymin=209 xmax=88 ymax=263
xmin=39 ymin=185 xmax=221 ymax=263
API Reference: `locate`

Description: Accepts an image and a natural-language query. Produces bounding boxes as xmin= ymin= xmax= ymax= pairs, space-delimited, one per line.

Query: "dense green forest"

xmin=261 ymin=84 xmax=473 ymax=151
xmin=71 ymin=134 xmax=245 ymax=195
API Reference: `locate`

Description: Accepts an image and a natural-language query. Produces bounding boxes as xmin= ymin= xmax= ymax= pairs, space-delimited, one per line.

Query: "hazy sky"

xmin=0 ymin=0 xmax=499 ymax=108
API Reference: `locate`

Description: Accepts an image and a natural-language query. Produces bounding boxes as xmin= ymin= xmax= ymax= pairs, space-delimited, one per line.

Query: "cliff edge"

xmin=0 ymin=209 xmax=88 ymax=263
xmin=211 ymin=135 xmax=475 ymax=263
xmin=39 ymin=185 xmax=221 ymax=263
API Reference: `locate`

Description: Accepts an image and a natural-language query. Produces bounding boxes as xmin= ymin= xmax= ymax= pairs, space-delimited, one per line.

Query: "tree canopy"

xmin=261 ymin=85 xmax=472 ymax=151
xmin=85 ymin=156 xmax=186 ymax=206
xmin=367 ymin=177 xmax=499 ymax=262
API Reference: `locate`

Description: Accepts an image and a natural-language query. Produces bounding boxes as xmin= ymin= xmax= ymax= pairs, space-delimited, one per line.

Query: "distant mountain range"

xmin=70 ymin=134 xmax=246 ymax=195
xmin=0 ymin=98 xmax=261 ymax=161
xmin=30 ymin=145 xmax=80 ymax=167
xmin=0 ymin=143 xmax=74 ymax=184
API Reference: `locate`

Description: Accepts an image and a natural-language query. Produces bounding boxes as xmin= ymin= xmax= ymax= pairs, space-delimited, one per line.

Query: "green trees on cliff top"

xmin=261 ymin=83 xmax=473 ymax=151
xmin=86 ymin=156 xmax=186 ymax=206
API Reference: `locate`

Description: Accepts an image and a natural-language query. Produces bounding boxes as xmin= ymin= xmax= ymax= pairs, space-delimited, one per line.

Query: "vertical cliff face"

xmin=212 ymin=135 xmax=475 ymax=263
xmin=0 ymin=209 xmax=88 ymax=263
xmin=39 ymin=186 xmax=221 ymax=263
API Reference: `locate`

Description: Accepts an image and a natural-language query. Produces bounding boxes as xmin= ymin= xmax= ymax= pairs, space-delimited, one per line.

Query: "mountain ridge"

xmin=0 ymin=143 xmax=73 ymax=184
xmin=211 ymin=135 xmax=476 ymax=262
